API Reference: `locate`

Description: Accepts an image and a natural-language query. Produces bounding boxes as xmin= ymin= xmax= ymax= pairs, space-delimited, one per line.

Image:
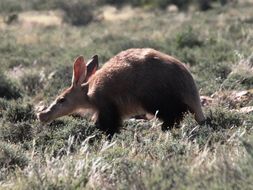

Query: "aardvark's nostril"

xmin=37 ymin=112 xmax=50 ymax=123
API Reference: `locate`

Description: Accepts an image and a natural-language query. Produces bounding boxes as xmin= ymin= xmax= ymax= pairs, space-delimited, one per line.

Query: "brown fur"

xmin=85 ymin=48 xmax=205 ymax=135
xmin=37 ymin=48 xmax=205 ymax=137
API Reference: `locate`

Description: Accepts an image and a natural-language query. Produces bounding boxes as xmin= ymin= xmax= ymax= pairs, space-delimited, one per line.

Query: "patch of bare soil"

xmin=18 ymin=10 xmax=63 ymax=28
xmin=100 ymin=5 xmax=149 ymax=21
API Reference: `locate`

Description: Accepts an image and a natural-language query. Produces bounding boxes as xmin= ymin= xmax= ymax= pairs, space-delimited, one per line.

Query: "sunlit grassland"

xmin=0 ymin=1 xmax=253 ymax=189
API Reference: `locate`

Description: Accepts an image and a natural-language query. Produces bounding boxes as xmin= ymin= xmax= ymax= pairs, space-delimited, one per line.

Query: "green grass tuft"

xmin=0 ymin=72 xmax=22 ymax=100
xmin=176 ymin=27 xmax=203 ymax=48
xmin=0 ymin=142 xmax=29 ymax=171
xmin=4 ymin=101 xmax=35 ymax=123
xmin=0 ymin=1 xmax=252 ymax=189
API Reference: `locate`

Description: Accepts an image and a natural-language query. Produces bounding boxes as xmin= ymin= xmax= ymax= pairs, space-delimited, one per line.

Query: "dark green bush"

xmin=4 ymin=102 xmax=35 ymax=123
xmin=20 ymin=72 xmax=44 ymax=96
xmin=176 ymin=27 xmax=203 ymax=48
xmin=0 ymin=0 xmax=233 ymax=15
xmin=197 ymin=0 xmax=212 ymax=11
xmin=28 ymin=0 xmax=58 ymax=10
xmin=0 ymin=142 xmax=28 ymax=170
xmin=8 ymin=57 xmax=31 ymax=68
xmin=0 ymin=122 xmax=34 ymax=143
xmin=34 ymin=118 xmax=99 ymax=155
xmin=180 ymin=108 xmax=245 ymax=148
xmin=3 ymin=13 xmax=18 ymax=25
xmin=205 ymin=107 xmax=243 ymax=130
xmin=199 ymin=61 xmax=232 ymax=82
xmin=100 ymin=0 xmax=190 ymax=10
xmin=0 ymin=0 xmax=22 ymax=13
xmin=198 ymin=0 xmax=230 ymax=10
xmin=59 ymin=1 xmax=94 ymax=26
xmin=0 ymin=98 xmax=9 ymax=111
xmin=177 ymin=48 xmax=198 ymax=65
xmin=222 ymin=73 xmax=253 ymax=90
xmin=242 ymin=138 xmax=253 ymax=159
xmin=160 ymin=0 xmax=190 ymax=10
xmin=0 ymin=99 xmax=8 ymax=120
xmin=100 ymin=0 xmax=229 ymax=10
xmin=0 ymin=98 xmax=9 ymax=118
xmin=0 ymin=72 xmax=22 ymax=100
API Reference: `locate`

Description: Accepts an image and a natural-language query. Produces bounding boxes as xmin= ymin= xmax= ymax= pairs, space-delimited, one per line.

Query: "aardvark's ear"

xmin=86 ymin=55 xmax=98 ymax=81
xmin=72 ymin=56 xmax=87 ymax=86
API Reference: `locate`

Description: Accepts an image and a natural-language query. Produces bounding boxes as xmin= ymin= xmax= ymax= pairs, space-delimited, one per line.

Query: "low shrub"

xmin=222 ymin=73 xmax=253 ymax=90
xmin=0 ymin=0 xmax=22 ymax=13
xmin=4 ymin=101 xmax=35 ymax=123
xmin=0 ymin=122 xmax=34 ymax=143
xmin=100 ymin=0 xmax=191 ymax=10
xmin=176 ymin=27 xmax=203 ymax=48
xmin=0 ymin=0 xmax=233 ymax=15
xmin=59 ymin=0 xmax=95 ymax=26
xmin=0 ymin=72 xmax=22 ymax=100
xmin=205 ymin=107 xmax=243 ymax=130
xmin=0 ymin=142 xmax=28 ymax=170
xmin=0 ymin=98 xmax=9 ymax=119
xmin=3 ymin=13 xmax=18 ymax=25
xmin=20 ymin=72 xmax=44 ymax=96
xmin=221 ymin=58 xmax=253 ymax=90
xmin=34 ymin=117 xmax=99 ymax=155
xmin=8 ymin=57 xmax=31 ymax=68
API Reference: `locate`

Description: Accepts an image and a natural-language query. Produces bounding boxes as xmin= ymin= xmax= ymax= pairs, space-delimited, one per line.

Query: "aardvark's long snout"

xmin=37 ymin=109 xmax=52 ymax=123
xmin=35 ymin=104 xmax=49 ymax=123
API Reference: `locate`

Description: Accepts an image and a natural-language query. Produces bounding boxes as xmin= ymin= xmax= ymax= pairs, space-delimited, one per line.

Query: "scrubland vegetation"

xmin=0 ymin=0 xmax=253 ymax=189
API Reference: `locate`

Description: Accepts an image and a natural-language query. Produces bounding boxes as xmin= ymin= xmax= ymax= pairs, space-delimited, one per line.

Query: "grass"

xmin=0 ymin=0 xmax=253 ymax=189
xmin=0 ymin=72 xmax=22 ymax=100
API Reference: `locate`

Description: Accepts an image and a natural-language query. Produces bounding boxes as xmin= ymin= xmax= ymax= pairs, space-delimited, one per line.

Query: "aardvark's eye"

xmin=57 ymin=98 xmax=65 ymax=104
